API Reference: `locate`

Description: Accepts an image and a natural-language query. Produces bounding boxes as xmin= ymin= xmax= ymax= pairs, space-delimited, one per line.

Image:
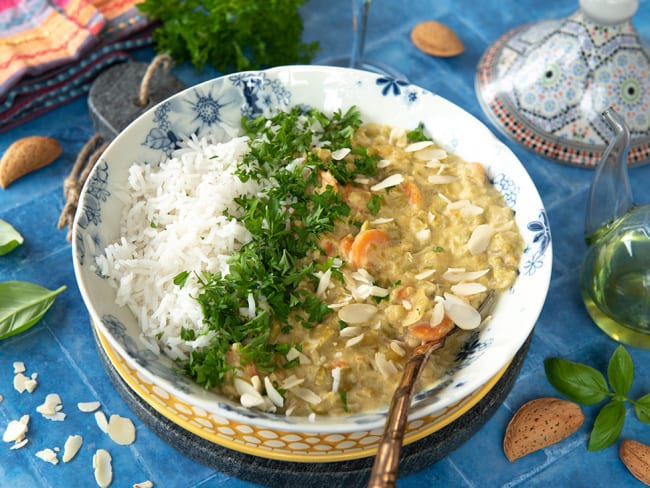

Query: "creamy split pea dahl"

xmin=99 ymin=108 xmax=523 ymax=418
xmin=221 ymin=123 xmax=524 ymax=416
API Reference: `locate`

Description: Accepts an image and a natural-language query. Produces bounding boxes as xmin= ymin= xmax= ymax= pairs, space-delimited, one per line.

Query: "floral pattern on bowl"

xmin=72 ymin=65 xmax=552 ymax=434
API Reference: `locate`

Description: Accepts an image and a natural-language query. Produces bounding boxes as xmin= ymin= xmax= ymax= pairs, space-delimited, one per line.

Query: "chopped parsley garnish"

xmin=173 ymin=270 xmax=190 ymax=288
xmin=367 ymin=194 xmax=383 ymax=215
xmin=185 ymin=106 xmax=382 ymax=389
xmin=340 ymin=390 xmax=349 ymax=412
xmin=407 ymin=122 xmax=430 ymax=142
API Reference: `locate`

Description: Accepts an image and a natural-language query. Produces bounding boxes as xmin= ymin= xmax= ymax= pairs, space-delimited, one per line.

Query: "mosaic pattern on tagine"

xmin=477 ymin=9 xmax=650 ymax=166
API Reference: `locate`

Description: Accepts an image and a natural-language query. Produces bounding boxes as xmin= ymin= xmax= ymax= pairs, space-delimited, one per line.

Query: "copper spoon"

xmin=367 ymin=290 xmax=496 ymax=488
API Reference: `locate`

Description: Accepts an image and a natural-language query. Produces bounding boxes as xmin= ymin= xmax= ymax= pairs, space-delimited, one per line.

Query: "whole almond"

xmin=503 ymin=397 xmax=584 ymax=461
xmin=620 ymin=439 xmax=650 ymax=486
xmin=411 ymin=21 xmax=464 ymax=58
xmin=0 ymin=136 xmax=62 ymax=189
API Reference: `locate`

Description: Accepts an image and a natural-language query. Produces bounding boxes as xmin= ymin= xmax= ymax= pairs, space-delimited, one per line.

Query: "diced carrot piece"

xmin=339 ymin=234 xmax=355 ymax=258
xmin=348 ymin=228 xmax=389 ymax=268
xmin=243 ymin=362 xmax=258 ymax=378
xmin=401 ymin=180 xmax=422 ymax=208
xmin=226 ymin=350 xmax=258 ymax=378
xmin=342 ymin=183 xmax=354 ymax=200
xmin=330 ymin=359 xmax=350 ymax=369
xmin=318 ymin=170 xmax=339 ymax=193
xmin=467 ymin=162 xmax=486 ymax=181
xmin=408 ymin=315 xmax=454 ymax=343
xmin=396 ymin=285 xmax=414 ymax=300
xmin=321 ymin=238 xmax=337 ymax=257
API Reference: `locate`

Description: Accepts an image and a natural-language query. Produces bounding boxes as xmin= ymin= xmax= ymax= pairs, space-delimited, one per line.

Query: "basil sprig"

xmin=545 ymin=345 xmax=650 ymax=451
xmin=0 ymin=281 xmax=66 ymax=340
xmin=0 ymin=219 xmax=23 ymax=255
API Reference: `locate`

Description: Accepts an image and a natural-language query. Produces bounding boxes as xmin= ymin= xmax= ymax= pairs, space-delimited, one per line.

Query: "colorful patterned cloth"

xmin=0 ymin=0 xmax=152 ymax=131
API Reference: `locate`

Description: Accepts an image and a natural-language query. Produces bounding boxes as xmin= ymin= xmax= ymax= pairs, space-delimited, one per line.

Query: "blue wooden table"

xmin=2 ymin=0 xmax=650 ymax=486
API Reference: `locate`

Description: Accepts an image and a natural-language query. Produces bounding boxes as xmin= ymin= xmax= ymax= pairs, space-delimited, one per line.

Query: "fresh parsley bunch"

xmin=545 ymin=345 xmax=650 ymax=451
xmin=138 ymin=0 xmax=319 ymax=72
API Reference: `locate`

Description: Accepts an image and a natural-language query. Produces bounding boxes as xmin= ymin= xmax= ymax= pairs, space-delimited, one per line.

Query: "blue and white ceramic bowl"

xmin=72 ymin=65 xmax=552 ymax=435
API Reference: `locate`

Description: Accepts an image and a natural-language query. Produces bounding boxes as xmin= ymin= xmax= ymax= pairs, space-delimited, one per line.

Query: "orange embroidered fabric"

xmin=0 ymin=0 xmax=149 ymax=97
xmin=0 ymin=0 xmax=152 ymax=131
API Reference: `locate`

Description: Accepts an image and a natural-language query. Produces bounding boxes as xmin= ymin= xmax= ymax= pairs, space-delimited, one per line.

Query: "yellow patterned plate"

xmin=95 ymin=323 xmax=510 ymax=463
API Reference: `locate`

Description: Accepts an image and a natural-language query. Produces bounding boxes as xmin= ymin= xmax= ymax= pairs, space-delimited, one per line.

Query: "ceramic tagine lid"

xmin=475 ymin=0 xmax=650 ymax=167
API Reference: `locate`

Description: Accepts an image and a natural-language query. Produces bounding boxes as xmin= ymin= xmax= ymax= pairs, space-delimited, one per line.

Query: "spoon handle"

xmin=367 ymin=291 xmax=496 ymax=488
xmin=367 ymin=339 xmax=444 ymax=488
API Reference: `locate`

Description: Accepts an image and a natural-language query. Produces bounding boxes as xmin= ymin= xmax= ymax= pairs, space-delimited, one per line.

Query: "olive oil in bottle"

xmin=581 ymin=208 xmax=650 ymax=348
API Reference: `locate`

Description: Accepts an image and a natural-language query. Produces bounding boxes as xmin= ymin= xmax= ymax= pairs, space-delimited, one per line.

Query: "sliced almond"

xmin=443 ymin=267 xmax=490 ymax=283
xmin=404 ymin=140 xmax=434 ymax=153
xmin=390 ymin=341 xmax=407 ymax=357
xmin=467 ymin=224 xmax=495 ymax=255
xmin=13 ymin=361 xmax=26 ymax=374
xmin=371 ymin=173 xmax=404 ymax=191
xmin=340 ymin=325 xmax=362 ymax=337
xmin=93 ymin=449 xmax=113 ymax=488
xmin=291 ymin=387 xmax=321 ymax=405
xmin=415 ymin=147 xmax=447 ymax=161
xmin=10 ymin=438 xmax=29 ymax=450
xmin=414 ymin=268 xmax=436 ymax=280
xmin=13 ymin=373 xmax=27 ymax=393
xmin=24 ymin=376 xmax=38 ymax=393
xmin=36 ymin=448 xmax=59 ymax=465
xmin=451 ymin=282 xmax=488 ymax=296
xmin=443 ymin=293 xmax=481 ymax=330
xmin=95 ymin=411 xmax=109 ymax=433
xmin=63 ymin=434 xmax=83 ymax=462
xmin=133 ymin=482 xmax=154 ymax=488
xmin=429 ymin=301 xmax=446 ymax=326
xmin=107 ymin=415 xmax=136 ymax=445
xmin=331 ymin=147 xmax=351 ymax=160
xmin=338 ymin=303 xmax=378 ymax=324
xmin=240 ymin=392 xmax=266 ymax=408
xmin=37 ymin=393 xmax=65 ymax=421
xmin=427 ymin=174 xmax=457 ymax=185
xmin=345 ymin=333 xmax=365 ymax=348
xmin=375 ymin=352 xmax=398 ymax=378
xmin=3 ymin=418 xmax=28 ymax=443
xmin=264 ymin=376 xmax=284 ymax=408
xmin=78 ymin=401 xmax=101 ymax=413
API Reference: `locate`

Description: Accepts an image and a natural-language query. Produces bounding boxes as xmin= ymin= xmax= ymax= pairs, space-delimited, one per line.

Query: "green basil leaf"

xmin=588 ymin=400 xmax=626 ymax=451
xmin=544 ymin=357 xmax=610 ymax=405
xmin=0 ymin=281 xmax=66 ymax=340
xmin=634 ymin=393 xmax=650 ymax=424
xmin=608 ymin=345 xmax=634 ymax=396
xmin=0 ymin=219 xmax=24 ymax=256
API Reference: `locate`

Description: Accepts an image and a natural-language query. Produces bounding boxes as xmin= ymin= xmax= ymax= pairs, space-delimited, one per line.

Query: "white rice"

xmin=96 ymin=134 xmax=262 ymax=361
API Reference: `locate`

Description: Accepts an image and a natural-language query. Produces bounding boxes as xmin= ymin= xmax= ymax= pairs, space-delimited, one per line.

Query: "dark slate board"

xmin=88 ymin=61 xmax=185 ymax=141
xmin=93 ymin=327 xmax=532 ymax=487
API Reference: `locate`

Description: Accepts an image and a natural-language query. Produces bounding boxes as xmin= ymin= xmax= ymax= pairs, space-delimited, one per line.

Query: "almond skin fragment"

xmin=503 ymin=397 xmax=584 ymax=461
xmin=620 ymin=439 xmax=650 ymax=486
xmin=0 ymin=136 xmax=62 ymax=189
xmin=411 ymin=21 xmax=464 ymax=58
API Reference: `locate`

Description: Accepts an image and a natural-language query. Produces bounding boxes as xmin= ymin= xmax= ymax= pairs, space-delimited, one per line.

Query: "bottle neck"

xmin=584 ymin=109 xmax=634 ymax=242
